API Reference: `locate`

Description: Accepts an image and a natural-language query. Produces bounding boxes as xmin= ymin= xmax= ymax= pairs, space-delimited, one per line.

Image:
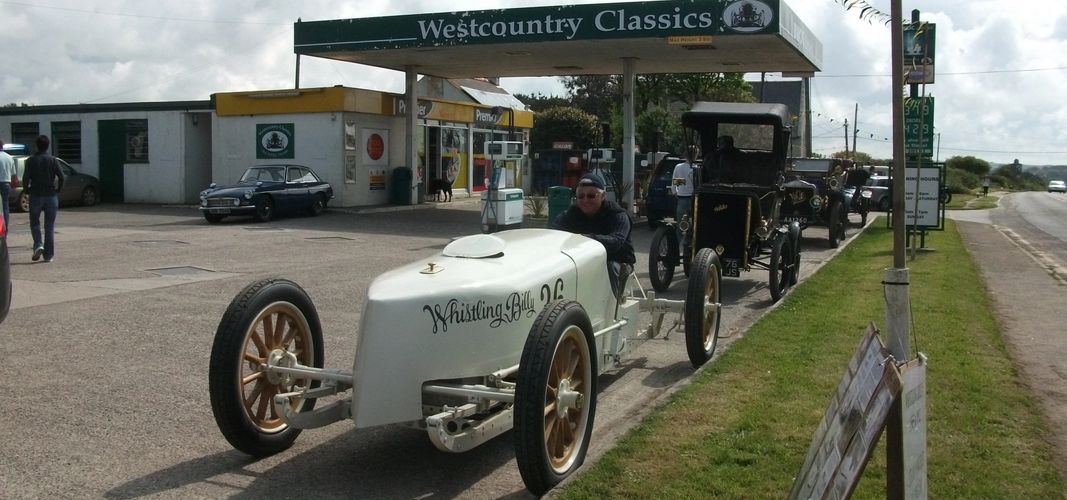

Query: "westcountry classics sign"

xmin=295 ymin=0 xmax=779 ymax=53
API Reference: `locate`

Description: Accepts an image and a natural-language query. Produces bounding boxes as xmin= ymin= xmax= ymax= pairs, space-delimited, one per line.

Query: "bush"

xmin=524 ymin=195 xmax=548 ymax=218
xmin=946 ymin=167 xmax=979 ymax=194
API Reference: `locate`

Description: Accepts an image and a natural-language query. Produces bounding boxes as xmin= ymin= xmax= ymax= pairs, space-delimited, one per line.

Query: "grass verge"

xmin=558 ymin=219 xmax=1061 ymax=499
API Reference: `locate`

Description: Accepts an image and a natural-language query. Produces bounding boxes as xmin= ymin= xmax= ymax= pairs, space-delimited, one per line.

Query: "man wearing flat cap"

xmin=554 ymin=173 xmax=635 ymax=296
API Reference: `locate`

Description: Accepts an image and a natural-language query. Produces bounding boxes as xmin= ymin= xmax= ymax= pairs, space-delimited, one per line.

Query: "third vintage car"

xmin=199 ymin=164 xmax=333 ymax=223
xmin=780 ymin=158 xmax=860 ymax=248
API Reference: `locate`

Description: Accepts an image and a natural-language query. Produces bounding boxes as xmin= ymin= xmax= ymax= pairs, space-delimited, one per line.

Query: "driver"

xmin=554 ymin=173 xmax=635 ymax=297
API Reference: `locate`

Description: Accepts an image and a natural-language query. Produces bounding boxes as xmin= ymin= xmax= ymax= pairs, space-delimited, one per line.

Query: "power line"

xmin=815 ymin=66 xmax=1067 ymax=78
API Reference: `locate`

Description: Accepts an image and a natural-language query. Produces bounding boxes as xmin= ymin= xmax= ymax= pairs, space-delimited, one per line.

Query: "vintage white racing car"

xmin=208 ymin=228 xmax=724 ymax=494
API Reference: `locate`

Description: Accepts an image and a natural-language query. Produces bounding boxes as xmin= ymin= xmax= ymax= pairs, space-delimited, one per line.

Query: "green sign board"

xmin=295 ymin=0 xmax=780 ymax=53
xmin=903 ymin=22 xmax=935 ymax=84
xmin=904 ymin=97 xmax=933 ymax=158
xmin=257 ymin=123 xmax=294 ymax=159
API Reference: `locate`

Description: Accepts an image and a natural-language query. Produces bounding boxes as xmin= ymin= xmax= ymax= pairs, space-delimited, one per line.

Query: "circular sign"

xmin=261 ymin=130 xmax=289 ymax=152
xmin=367 ymin=133 xmax=385 ymax=161
xmin=722 ymin=0 xmax=773 ymax=33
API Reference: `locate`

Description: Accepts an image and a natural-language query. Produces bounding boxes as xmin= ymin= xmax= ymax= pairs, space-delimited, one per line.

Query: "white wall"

xmin=0 ymin=110 xmax=204 ymax=204
xmin=213 ymin=111 xmax=408 ymax=207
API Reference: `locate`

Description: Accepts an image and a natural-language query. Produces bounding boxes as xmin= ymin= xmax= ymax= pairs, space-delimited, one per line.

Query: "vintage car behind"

xmin=644 ymin=156 xmax=682 ymax=228
xmin=865 ymin=175 xmax=892 ymax=211
xmin=208 ymin=228 xmax=724 ymax=495
xmin=649 ymin=102 xmax=800 ymax=302
xmin=199 ymin=164 xmax=333 ymax=223
xmin=780 ymin=158 xmax=859 ymax=248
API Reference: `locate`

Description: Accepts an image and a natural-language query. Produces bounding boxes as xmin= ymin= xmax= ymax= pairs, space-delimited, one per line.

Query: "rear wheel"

xmin=769 ymin=235 xmax=796 ymax=303
xmin=208 ymin=278 xmax=324 ymax=457
xmin=309 ymin=193 xmax=327 ymax=216
xmin=684 ymin=248 xmax=722 ymax=367
xmin=878 ymin=196 xmax=890 ymax=212
xmin=254 ymin=196 xmax=275 ymax=222
xmin=515 ymin=300 xmax=596 ymax=496
xmin=81 ymin=186 xmax=99 ymax=206
xmin=648 ymin=225 xmax=677 ymax=292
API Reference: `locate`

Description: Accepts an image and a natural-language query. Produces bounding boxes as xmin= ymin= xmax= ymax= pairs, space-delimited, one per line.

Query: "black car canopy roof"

xmin=682 ymin=102 xmax=792 ymax=129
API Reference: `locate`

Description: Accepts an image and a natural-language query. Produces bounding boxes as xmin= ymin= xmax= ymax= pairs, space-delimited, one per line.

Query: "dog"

xmin=429 ymin=177 xmax=452 ymax=202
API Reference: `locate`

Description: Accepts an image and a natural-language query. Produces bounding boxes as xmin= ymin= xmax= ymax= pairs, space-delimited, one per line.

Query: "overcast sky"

xmin=3 ymin=0 xmax=1065 ymax=166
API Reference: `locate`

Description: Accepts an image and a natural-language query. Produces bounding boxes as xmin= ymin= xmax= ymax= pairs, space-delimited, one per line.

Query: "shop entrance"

xmin=423 ymin=125 xmax=467 ymax=198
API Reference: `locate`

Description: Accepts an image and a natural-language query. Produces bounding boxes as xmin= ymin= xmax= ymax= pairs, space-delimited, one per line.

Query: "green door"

xmin=98 ymin=120 xmax=126 ymax=203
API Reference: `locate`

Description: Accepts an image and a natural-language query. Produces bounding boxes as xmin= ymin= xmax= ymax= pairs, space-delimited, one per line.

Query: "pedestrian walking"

xmin=21 ymin=135 xmax=64 ymax=262
xmin=0 ymin=140 xmax=14 ymax=230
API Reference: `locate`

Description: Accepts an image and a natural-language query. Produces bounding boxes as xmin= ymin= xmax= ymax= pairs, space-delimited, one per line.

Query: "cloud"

xmin=2 ymin=0 xmax=1066 ymax=165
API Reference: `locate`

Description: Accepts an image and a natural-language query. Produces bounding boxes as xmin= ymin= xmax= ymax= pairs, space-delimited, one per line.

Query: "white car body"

xmin=352 ymin=229 xmax=621 ymax=427
xmin=1048 ymin=180 xmax=1066 ymax=193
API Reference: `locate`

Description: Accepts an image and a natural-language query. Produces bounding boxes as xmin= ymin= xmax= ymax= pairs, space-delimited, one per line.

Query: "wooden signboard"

xmin=790 ymin=326 xmax=903 ymax=500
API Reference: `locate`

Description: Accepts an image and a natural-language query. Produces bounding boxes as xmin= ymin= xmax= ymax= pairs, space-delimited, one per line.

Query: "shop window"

xmin=51 ymin=121 xmax=82 ymax=163
xmin=11 ymin=122 xmax=39 ymax=149
xmin=125 ymin=120 xmax=149 ymax=163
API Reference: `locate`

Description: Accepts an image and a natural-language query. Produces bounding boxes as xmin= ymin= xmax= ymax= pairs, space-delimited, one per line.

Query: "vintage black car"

xmin=780 ymin=158 xmax=858 ymax=248
xmin=648 ymin=102 xmax=801 ymax=304
xmin=199 ymin=165 xmax=333 ymax=223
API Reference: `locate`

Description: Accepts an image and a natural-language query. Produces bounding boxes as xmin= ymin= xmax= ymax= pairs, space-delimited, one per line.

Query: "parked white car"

xmin=208 ymin=228 xmax=725 ymax=495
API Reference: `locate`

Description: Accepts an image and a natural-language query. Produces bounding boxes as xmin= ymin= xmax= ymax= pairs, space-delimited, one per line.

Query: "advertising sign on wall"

xmin=256 ymin=123 xmax=294 ymax=159
xmin=362 ymin=128 xmax=389 ymax=166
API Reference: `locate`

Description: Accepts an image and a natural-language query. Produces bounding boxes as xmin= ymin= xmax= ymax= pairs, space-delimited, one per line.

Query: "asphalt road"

xmin=0 ymin=198 xmax=863 ymax=498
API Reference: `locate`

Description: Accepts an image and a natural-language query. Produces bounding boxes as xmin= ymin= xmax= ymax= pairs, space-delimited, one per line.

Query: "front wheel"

xmin=769 ymin=234 xmax=796 ymax=303
xmin=648 ymin=225 xmax=677 ymax=292
xmin=254 ymin=196 xmax=275 ymax=222
xmin=515 ymin=300 xmax=597 ymax=496
xmin=208 ymin=278 xmax=324 ymax=457
xmin=685 ymin=248 xmax=722 ymax=367
xmin=828 ymin=201 xmax=844 ymax=248
xmin=17 ymin=192 xmax=29 ymax=213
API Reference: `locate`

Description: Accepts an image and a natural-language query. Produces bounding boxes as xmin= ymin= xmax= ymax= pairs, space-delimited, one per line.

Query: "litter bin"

xmin=481 ymin=188 xmax=524 ymax=233
xmin=391 ymin=167 xmax=412 ymax=205
xmin=546 ymin=185 xmax=572 ymax=229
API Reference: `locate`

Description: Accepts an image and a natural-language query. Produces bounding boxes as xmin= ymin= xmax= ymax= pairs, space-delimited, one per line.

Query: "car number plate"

xmin=722 ymin=258 xmax=741 ymax=277
xmin=783 ymin=216 xmax=807 ymax=224
xmin=209 ymin=208 xmax=231 ymax=214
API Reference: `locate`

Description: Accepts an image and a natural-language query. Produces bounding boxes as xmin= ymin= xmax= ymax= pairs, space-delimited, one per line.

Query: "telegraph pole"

xmin=853 ymin=103 xmax=859 ymax=159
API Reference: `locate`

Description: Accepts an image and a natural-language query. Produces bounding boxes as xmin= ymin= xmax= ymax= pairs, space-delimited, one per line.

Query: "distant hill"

xmin=1023 ymin=165 xmax=1067 ymax=180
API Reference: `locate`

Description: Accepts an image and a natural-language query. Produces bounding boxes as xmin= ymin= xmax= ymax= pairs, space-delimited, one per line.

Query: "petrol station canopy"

xmin=293 ymin=0 xmax=823 ymax=78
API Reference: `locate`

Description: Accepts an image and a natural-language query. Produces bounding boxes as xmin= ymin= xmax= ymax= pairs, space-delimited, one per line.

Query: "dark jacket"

xmin=22 ymin=152 xmax=64 ymax=197
xmin=554 ymin=199 xmax=636 ymax=264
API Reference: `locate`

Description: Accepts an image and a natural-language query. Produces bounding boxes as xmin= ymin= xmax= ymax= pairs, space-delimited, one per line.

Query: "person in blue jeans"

xmin=21 ymin=135 xmax=64 ymax=263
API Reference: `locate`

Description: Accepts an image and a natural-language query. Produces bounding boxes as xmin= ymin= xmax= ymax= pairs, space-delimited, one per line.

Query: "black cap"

xmin=577 ymin=173 xmax=606 ymax=190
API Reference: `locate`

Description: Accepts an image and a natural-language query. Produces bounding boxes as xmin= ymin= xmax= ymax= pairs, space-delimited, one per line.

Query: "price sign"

xmin=904 ymin=97 xmax=934 ymax=158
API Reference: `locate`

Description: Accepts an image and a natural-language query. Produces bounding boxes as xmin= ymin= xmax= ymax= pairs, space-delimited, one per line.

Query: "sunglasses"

xmin=576 ymin=193 xmax=600 ymax=200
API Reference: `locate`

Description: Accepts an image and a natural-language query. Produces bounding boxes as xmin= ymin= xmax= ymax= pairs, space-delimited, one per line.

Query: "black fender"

xmin=786 ymin=221 xmax=801 ymax=248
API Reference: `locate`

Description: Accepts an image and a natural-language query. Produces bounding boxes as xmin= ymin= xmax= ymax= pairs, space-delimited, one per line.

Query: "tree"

xmin=512 ymin=92 xmax=569 ymax=112
xmin=946 ymin=155 xmax=991 ymax=176
xmin=529 ymin=106 xmax=599 ymax=152
xmin=562 ymin=75 xmax=620 ymax=120
xmin=831 ymin=150 xmax=873 ymax=164
xmin=666 ymin=73 xmax=753 ymax=107
xmin=636 ymin=107 xmax=684 ymax=154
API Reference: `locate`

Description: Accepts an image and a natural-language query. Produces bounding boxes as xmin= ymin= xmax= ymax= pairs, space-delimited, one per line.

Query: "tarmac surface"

xmin=3 ymin=191 xmax=1065 ymax=497
xmin=0 ymin=195 xmax=864 ymax=498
